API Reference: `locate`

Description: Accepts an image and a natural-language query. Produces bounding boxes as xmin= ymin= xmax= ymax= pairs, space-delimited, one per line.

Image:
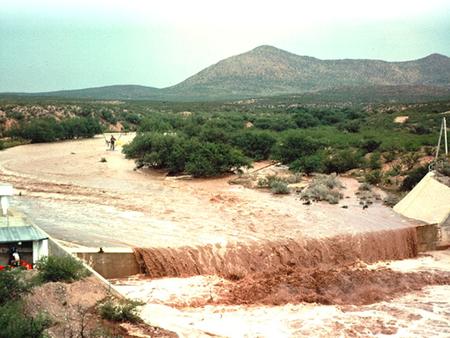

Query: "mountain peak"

xmin=422 ymin=53 xmax=449 ymax=61
xmin=249 ymin=45 xmax=289 ymax=55
xmin=251 ymin=45 xmax=280 ymax=52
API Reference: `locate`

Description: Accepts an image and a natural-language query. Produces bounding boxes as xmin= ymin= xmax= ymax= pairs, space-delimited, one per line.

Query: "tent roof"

xmin=394 ymin=172 xmax=450 ymax=224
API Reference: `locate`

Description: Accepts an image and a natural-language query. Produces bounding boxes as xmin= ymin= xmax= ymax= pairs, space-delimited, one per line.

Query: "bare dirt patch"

xmin=24 ymin=276 xmax=176 ymax=338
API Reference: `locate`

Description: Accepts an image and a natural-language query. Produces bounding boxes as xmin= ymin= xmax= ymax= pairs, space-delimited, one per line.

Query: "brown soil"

xmin=24 ymin=276 xmax=176 ymax=338
xmin=215 ymin=266 xmax=450 ymax=306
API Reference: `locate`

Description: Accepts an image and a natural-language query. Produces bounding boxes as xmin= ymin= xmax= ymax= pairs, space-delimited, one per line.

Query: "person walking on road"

xmin=110 ymin=135 xmax=116 ymax=151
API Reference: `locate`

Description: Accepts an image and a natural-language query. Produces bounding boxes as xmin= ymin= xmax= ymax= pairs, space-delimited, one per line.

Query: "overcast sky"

xmin=1 ymin=0 xmax=450 ymax=92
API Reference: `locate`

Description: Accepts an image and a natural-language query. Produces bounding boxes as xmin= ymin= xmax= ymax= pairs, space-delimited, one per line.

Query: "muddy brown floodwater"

xmin=1 ymin=135 xmax=449 ymax=337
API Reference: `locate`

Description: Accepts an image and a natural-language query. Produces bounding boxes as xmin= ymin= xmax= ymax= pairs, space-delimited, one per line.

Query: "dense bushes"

xmin=124 ymin=132 xmax=251 ymax=177
xmin=0 ymin=301 xmax=51 ymax=338
xmin=8 ymin=116 xmax=101 ymax=143
xmin=3 ymin=99 xmax=438 ymax=181
xmin=123 ymin=105 xmax=437 ymax=178
xmin=186 ymin=142 xmax=250 ymax=177
xmin=0 ymin=269 xmax=51 ymax=338
xmin=231 ymin=130 xmax=276 ymax=160
xmin=323 ymin=149 xmax=363 ymax=173
xmin=36 ymin=255 xmax=90 ymax=283
xmin=0 ymin=269 xmax=33 ymax=306
xmin=290 ymin=153 xmax=325 ymax=175
xmin=273 ymin=131 xmax=321 ymax=164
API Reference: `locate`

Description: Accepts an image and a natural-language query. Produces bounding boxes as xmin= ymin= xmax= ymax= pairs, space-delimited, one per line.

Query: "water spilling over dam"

xmin=133 ymin=227 xmax=419 ymax=279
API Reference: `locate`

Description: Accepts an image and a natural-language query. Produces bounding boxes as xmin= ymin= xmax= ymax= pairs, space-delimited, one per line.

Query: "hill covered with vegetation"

xmin=4 ymin=46 xmax=450 ymax=101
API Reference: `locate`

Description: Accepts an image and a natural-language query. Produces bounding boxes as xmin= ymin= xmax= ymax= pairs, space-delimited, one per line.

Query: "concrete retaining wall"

xmin=416 ymin=224 xmax=439 ymax=251
xmin=73 ymin=249 xmax=140 ymax=279
xmin=438 ymin=213 xmax=450 ymax=249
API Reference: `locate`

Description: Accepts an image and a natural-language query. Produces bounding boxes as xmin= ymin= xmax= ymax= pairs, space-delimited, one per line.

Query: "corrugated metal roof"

xmin=0 ymin=226 xmax=48 ymax=243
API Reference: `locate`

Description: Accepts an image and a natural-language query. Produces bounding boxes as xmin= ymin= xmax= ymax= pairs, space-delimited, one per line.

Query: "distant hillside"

xmin=165 ymin=46 xmax=450 ymax=100
xmin=4 ymin=45 xmax=450 ymax=101
xmin=254 ymin=85 xmax=450 ymax=105
xmin=17 ymin=85 xmax=161 ymax=100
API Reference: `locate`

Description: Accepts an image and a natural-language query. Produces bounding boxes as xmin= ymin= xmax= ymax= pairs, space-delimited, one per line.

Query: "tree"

xmin=186 ymin=143 xmax=250 ymax=177
xmin=293 ymin=112 xmax=320 ymax=129
xmin=360 ymin=138 xmax=382 ymax=153
xmin=232 ymin=130 xmax=276 ymax=160
xmin=290 ymin=153 xmax=325 ymax=175
xmin=273 ymin=131 xmax=321 ymax=164
xmin=324 ymin=149 xmax=363 ymax=173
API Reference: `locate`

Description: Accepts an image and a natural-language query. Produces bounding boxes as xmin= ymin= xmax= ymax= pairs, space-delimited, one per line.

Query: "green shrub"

xmin=257 ymin=177 xmax=269 ymax=188
xmin=383 ymin=151 xmax=397 ymax=162
xmin=185 ymin=143 xmax=250 ymax=177
xmin=368 ymin=152 xmax=382 ymax=170
xmin=138 ymin=115 xmax=173 ymax=133
xmin=386 ymin=164 xmax=401 ymax=177
xmin=125 ymin=113 xmax=142 ymax=125
xmin=365 ymin=170 xmax=382 ymax=185
xmin=97 ymin=298 xmax=142 ymax=323
xmin=337 ymin=120 xmax=361 ymax=133
xmin=401 ymin=166 xmax=428 ymax=191
xmin=289 ymin=153 xmax=325 ymax=175
xmin=232 ymin=130 xmax=276 ymax=160
xmin=300 ymin=174 xmax=343 ymax=204
xmin=0 ymin=301 xmax=51 ymax=338
xmin=269 ymin=181 xmax=290 ymax=194
xmin=273 ymin=131 xmax=321 ymax=164
xmin=36 ymin=255 xmax=90 ymax=283
xmin=8 ymin=117 xmax=101 ymax=143
xmin=254 ymin=116 xmax=297 ymax=131
xmin=293 ymin=112 xmax=320 ymax=129
xmin=360 ymin=138 xmax=381 ymax=153
xmin=124 ymin=132 xmax=250 ymax=177
xmin=324 ymin=149 xmax=362 ymax=174
xmin=0 ymin=269 xmax=33 ymax=306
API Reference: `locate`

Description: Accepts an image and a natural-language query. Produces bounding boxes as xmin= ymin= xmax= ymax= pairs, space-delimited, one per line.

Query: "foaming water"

xmin=133 ymin=227 xmax=418 ymax=278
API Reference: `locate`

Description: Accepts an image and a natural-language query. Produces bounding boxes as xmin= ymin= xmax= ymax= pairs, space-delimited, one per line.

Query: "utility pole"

xmin=436 ymin=117 xmax=448 ymax=161
xmin=444 ymin=117 xmax=448 ymax=156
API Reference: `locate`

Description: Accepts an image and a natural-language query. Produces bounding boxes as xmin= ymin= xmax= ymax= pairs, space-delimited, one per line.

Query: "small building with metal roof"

xmin=0 ymin=184 xmax=49 ymax=267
